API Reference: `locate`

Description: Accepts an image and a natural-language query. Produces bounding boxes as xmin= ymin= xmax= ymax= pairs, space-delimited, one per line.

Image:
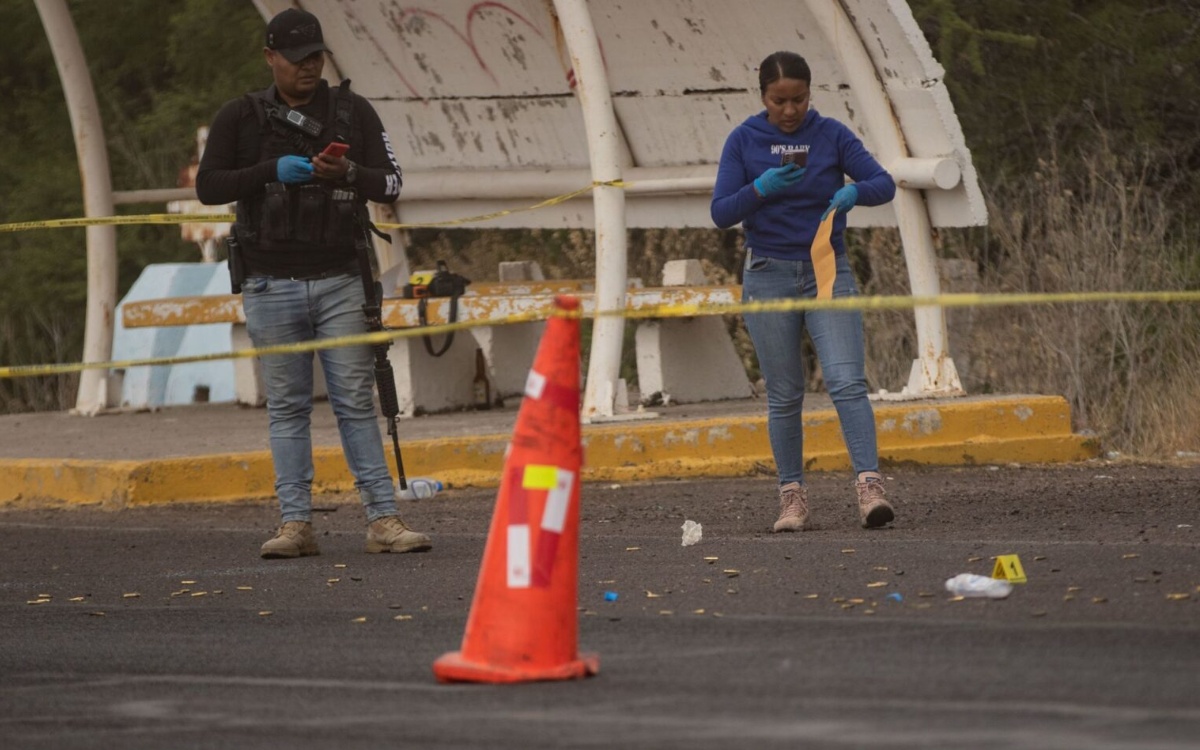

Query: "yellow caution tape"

xmin=0 ymin=181 xmax=626 ymax=233
xmin=1 ymin=179 xmax=1198 ymax=379
xmin=0 ymin=213 xmax=235 ymax=232
xmin=2 ymin=288 xmax=1199 ymax=380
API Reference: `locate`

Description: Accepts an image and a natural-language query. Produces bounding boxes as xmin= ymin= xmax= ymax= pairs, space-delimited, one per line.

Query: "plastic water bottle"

xmin=944 ymin=573 xmax=1013 ymax=599
xmin=396 ymin=478 xmax=442 ymax=501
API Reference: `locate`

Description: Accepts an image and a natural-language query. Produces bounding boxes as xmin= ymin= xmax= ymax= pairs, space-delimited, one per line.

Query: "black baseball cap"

xmin=265 ymin=8 xmax=331 ymax=63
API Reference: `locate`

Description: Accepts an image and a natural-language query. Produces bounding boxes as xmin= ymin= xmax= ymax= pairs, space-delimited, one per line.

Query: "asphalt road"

xmin=2 ymin=464 xmax=1198 ymax=749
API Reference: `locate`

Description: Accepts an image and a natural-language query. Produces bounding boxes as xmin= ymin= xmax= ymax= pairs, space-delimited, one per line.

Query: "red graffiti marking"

xmin=383 ymin=2 xmax=552 ymax=100
xmin=337 ymin=2 xmax=591 ymax=104
xmin=393 ymin=6 xmax=495 ymax=84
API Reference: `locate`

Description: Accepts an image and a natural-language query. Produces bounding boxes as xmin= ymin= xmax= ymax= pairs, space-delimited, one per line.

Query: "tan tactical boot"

xmin=260 ymin=521 xmax=320 ymax=559
xmin=366 ymin=516 xmax=433 ymax=554
xmin=855 ymin=472 xmax=895 ymax=528
xmin=772 ymin=482 xmax=809 ymax=532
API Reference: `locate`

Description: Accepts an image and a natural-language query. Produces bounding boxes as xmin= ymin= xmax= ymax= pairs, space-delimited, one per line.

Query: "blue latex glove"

xmin=276 ymin=155 xmax=314 ymax=184
xmin=822 ymin=184 xmax=859 ymax=220
xmin=753 ymin=163 xmax=805 ymax=198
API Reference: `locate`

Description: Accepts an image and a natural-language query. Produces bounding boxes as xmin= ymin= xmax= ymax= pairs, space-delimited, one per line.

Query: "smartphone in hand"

xmin=320 ymin=141 xmax=349 ymax=159
xmin=780 ymin=150 xmax=807 ymax=168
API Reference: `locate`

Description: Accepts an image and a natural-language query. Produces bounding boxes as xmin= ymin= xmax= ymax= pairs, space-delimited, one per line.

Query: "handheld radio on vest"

xmin=272 ymin=106 xmax=323 ymax=138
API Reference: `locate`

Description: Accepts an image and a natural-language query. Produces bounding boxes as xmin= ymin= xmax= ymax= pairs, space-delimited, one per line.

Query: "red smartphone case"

xmin=321 ymin=141 xmax=349 ymax=158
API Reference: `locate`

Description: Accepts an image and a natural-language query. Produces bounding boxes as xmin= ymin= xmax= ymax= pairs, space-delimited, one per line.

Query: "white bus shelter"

xmin=38 ymin=0 xmax=985 ymax=418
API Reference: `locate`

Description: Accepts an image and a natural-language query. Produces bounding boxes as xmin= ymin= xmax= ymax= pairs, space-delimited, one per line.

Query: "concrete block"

xmin=472 ymin=260 xmax=547 ymax=400
xmin=389 ymin=330 xmax=476 ymax=416
xmin=498 ymin=260 xmax=545 ymax=282
xmin=634 ymin=260 xmax=753 ymax=404
xmin=230 ymin=325 xmax=265 ymax=407
xmin=112 ymin=263 xmax=236 ymax=409
xmin=472 ymin=325 xmax=544 ymax=400
xmin=635 ymin=319 xmax=753 ymax=403
xmin=661 ymin=258 xmax=708 ymax=286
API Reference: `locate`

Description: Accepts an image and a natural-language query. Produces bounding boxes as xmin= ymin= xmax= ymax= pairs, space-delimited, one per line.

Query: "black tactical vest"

xmin=235 ymin=80 xmax=361 ymax=256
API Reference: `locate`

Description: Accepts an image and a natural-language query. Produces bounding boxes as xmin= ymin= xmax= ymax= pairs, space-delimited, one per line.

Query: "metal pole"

xmin=806 ymin=0 xmax=962 ymax=395
xmin=552 ymin=0 xmax=629 ymax=420
xmin=36 ymin=0 xmax=118 ymax=415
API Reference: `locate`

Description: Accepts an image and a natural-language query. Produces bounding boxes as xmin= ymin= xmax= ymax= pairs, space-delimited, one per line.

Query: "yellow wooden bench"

xmin=120 ymin=278 xmax=611 ymax=328
xmin=120 ymin=261 xmax=751 ymax=414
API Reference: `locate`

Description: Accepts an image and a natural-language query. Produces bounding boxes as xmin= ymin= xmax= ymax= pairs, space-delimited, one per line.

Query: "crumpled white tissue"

xmin=681 ymin=519 xmax=702 ymax=546
xmin=943 ymin=573 xmax=1013 ymax=599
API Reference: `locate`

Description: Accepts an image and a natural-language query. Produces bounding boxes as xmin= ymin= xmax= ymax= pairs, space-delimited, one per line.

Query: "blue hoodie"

xmin=711 ymin=109 xmax=895 ymax=260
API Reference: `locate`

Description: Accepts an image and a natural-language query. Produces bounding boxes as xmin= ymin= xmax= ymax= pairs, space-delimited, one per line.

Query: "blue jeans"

xmin=741 ymin=250 xmax=879 ymax=485
xmin=242 ymin=274 xmax=398 ymax=523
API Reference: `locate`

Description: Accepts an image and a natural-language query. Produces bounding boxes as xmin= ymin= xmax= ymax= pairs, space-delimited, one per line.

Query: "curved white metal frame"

xmin=40 ymin=0 xmax=982 ymax=415
xmin=553 ymin=0 xmax=630 ymax=420
xmin=35 ymin=0 xmax=118 ymax=415
xmin=807 ymin=0 xmax=962 ymax=395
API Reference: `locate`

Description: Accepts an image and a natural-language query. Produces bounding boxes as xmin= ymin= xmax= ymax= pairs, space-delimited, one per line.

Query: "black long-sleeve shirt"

xmin=196 ymin=80 xmax=402 ymax=277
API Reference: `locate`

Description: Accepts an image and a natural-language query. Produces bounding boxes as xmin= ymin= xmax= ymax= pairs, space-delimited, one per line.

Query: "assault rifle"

xmin=350 ymin=209 xmax=408 ymax=494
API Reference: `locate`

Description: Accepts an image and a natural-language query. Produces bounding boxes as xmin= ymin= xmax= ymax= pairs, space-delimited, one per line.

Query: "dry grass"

xmin=0 ymin=311 xmax=78 ymax=413
xmin=897 ymin=137 xmax=1199 ymax=457
xmin=967 ymin=141 xmax=1200 ymax=456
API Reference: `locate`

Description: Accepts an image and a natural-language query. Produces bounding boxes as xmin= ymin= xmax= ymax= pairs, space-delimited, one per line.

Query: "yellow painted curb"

xmin=0 ymin=395 xmax=1097 ymax=508
xmin=0 ymin=459 xmax=140 ymax=508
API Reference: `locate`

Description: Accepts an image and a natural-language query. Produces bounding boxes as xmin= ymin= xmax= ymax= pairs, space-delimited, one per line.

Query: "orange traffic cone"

xmin=433 ymin=295 xmax=599 ymax=683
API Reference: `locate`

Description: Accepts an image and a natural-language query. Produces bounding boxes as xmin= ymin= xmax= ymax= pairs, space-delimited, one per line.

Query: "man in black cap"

xmin=197 ymin=8 xmax=430 ymax=559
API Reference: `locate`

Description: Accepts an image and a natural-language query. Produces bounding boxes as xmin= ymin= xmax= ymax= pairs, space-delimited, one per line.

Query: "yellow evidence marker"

xmin=992 ymin=554 xmax=1027 ymax=584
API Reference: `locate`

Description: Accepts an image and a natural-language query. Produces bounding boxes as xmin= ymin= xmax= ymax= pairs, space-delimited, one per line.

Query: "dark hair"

xmin=758 ymin=51 xmax=811 ymax=94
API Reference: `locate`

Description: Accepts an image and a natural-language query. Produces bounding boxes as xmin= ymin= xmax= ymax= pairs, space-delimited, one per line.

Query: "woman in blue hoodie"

xmin=711 ymin=51 xmax=897 ymax=533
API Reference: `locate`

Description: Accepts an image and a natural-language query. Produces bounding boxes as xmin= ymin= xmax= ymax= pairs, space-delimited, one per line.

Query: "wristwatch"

xmin=344 ymin=160 xmax=359 ymax=185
